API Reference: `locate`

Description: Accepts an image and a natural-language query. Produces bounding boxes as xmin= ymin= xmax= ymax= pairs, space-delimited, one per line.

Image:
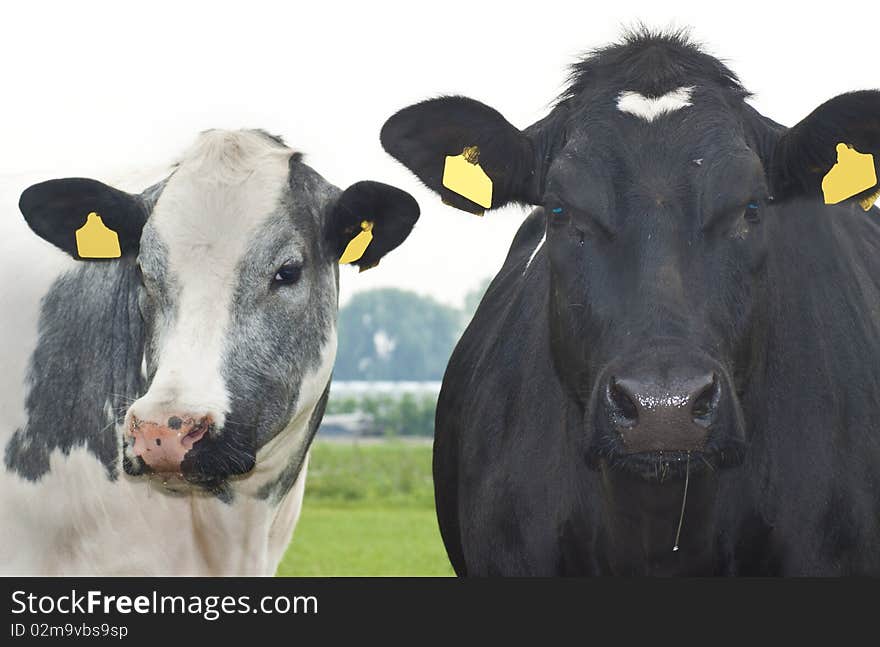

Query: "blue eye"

xmin=551 ymin=207 xmax=563 ymax=214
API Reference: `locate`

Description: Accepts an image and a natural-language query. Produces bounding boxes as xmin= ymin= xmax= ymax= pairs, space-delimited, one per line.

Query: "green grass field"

xmin=276 ymin=440 xmax=454 ymax=576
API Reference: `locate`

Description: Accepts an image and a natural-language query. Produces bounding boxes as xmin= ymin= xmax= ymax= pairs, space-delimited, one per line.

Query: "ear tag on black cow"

xmin=339 ymin=220 xmax=374 ymax=264
xmin=75 ymin=212 xmax=121 ymax=259
xmin=443 ymin=145 xmax=493 ymax=210
xmin=822 ymin=143 xmax=877 ymax=208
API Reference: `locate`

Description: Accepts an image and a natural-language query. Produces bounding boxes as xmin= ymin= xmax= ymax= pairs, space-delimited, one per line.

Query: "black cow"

xmin=381 ymin=30 xmax=880 ymax=575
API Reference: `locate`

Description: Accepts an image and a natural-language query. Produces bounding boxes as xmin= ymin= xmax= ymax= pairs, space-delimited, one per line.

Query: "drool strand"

xmin=672 ymin=452 xmax=691 ymax=552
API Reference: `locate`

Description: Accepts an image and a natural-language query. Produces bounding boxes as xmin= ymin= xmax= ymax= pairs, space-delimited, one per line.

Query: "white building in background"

xmin=329 ymin=381 xmax=442 ymax=398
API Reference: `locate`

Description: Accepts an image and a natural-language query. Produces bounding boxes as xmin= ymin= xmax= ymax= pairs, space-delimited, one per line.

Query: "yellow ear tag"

xmin=821 ymin=143 xmax=877 ymax=206
xmin=339 ymin=220 xmax=374 ymax=264
xmin=442 ymin=145 xmax=493 ymax=209
xmin=75 ymin=212 xmax=121 ymax=259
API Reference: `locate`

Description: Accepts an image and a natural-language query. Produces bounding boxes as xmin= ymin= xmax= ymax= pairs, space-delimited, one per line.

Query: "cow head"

xmin=381 ymin=33 xmax=880 ymax=488
xmin=19 ymin=130 xmax=419 ymax=494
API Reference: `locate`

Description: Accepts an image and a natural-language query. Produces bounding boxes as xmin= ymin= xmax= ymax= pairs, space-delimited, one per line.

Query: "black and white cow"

xmin=382 ymin=30 xmax=880 ymax=575
xmin=1 ymin=129 xmax=418 ymax=575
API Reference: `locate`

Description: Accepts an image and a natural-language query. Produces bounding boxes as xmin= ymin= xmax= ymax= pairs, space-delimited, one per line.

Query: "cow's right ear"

xmin=381 ymin=96 xmax=539 ymax=214
xmin=768 ymin=91 xmax=880 ymax=205
xmin=19 ymin=178 xmax=148 ymax=260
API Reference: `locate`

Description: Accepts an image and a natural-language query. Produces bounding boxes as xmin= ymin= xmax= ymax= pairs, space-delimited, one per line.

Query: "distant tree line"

xmin=334 ymin=280 xmax=490 ymax=381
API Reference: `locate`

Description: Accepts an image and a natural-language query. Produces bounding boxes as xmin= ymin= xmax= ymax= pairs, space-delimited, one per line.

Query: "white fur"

xmin=0 ymin=132 xmax=335 ymax=575
xmin=524 ymin=231 xmax=546 ymax=274
xmin=0 ymin=448 xmax=298 ymax=575
xmin=617 ymin=86 xmax=694 ymax=122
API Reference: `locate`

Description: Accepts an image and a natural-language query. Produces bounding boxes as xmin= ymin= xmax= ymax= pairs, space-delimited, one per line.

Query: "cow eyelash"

xmin=272 ymin=261 xmax=303 ymax=286
xmin=704 ymin=197 xmax=767 ymax=234
xmin=548 ymin=204 xmax=613 ymax=242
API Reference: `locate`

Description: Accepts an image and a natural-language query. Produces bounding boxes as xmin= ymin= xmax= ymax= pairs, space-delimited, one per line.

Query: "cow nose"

xmin=604 ymin=369 xmax=720 ymax=453
xmin=128 ymin=414 xmax=213 ymax=473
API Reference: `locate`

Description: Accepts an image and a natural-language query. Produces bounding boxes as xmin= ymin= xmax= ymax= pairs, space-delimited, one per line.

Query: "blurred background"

xmin=2 ymin=0 xmax=875 ymax=575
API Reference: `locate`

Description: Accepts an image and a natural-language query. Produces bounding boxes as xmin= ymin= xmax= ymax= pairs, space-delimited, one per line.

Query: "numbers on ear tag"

xmin=822 ymin=143 xmax=877 ymax=205
xmin=75 ymin=212 xmax=121 ymax=259
xmin=339 ymin=220 xmax=374 ymax=264
xmin=442 ymin=145 xmax=493 ymax=209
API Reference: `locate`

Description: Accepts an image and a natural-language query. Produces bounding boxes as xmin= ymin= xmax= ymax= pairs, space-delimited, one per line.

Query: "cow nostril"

xmin=607 ymin=378 xmax=638 ymax=426
xmin=691 ymin=374 xmax=720 ymax=424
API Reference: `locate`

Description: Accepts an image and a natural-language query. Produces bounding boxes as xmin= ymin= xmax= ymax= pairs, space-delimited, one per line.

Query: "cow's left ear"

xmin=769 ymin=91 xmax=880 ymax=207
xmin=19 ymin=178 xmax=148 ymax=259
xmin=325 ymin=181 xmax=420 ymax=271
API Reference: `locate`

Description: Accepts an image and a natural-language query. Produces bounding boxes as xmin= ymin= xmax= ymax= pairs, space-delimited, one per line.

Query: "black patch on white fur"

xmin=4 ymin=261 xmax=146 ymax=481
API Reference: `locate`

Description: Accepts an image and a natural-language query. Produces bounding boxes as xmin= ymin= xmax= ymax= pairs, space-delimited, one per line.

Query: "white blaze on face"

xmin=617 ymin=86 xmax=694 ymax=122
xmin=127 ymin=131 xmax=293 ymax=428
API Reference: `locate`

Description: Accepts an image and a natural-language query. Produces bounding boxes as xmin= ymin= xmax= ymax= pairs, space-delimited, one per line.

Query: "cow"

xmin=381 ymin=30 xmax=880 ymax=575
xmin=0 ymin=129 xmax=419 ymax=575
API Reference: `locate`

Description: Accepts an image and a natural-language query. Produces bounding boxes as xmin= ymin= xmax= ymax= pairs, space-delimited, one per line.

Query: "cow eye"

xmin=546 ymin=201 xmax=568 ymax=223
xmin=273 ymin=261 xmax=302 ymax=286
xmin=743 ymin=201 xmax=761 ymax=224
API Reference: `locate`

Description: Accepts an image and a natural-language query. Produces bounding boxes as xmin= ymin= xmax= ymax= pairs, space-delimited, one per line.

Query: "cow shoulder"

xmin=441 ymin=207 xmax=548 ymax=403
xmin=435 ymin=208 xmax=595 ymax=574
xmin=756 ymin=201 xmax=880 ymax=571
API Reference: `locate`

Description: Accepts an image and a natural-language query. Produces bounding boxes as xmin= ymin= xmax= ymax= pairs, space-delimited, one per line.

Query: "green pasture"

xmin=276 ymin=440 xmax=454 ymax=576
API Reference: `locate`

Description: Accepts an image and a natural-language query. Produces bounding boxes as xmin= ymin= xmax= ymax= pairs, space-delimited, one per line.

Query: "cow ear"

xmin=770 ymin=91 xmax=880 ymax=207
xmin=19 ymin=178 xmax=148 ymax=260
xmin=325 ymin=181 xmax=419 ymax=272
xmin=381 ymin=96 xmax=538 ymax=215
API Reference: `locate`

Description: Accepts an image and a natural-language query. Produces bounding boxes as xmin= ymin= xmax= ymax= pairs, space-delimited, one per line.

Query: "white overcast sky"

xmin=1 ymin=1 xmax=876 ymax=307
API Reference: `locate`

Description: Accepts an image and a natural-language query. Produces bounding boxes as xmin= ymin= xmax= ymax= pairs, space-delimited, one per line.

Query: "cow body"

xmin=381 ymin=30 xmax=880 ymax=575
xmin=1 ymin=130 xmax=417 ymax=575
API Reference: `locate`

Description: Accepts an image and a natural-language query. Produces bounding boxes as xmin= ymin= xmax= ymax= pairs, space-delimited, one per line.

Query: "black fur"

xmin=558 ymin=28 xmax=748 ymax=103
